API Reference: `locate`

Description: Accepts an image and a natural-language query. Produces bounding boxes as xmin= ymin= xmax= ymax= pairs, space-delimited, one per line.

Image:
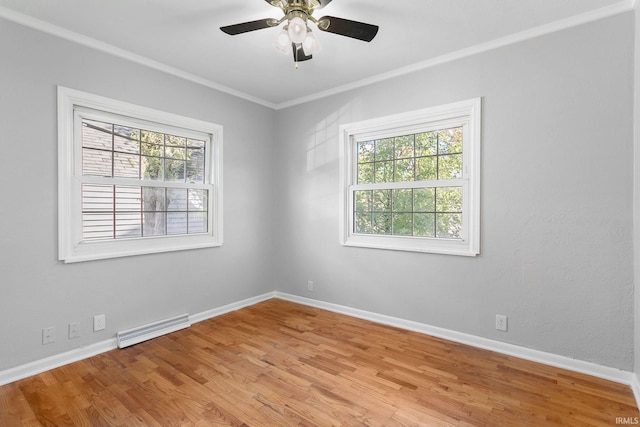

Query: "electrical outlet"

xmin=94 ymin=314 xmax=106 ymax=332
xmin=42 ymin=326 xmax=55 ymax=345
xmin=307 ymin=280 xmax=314 ymax=292
xmin=69 ymin=322 xmax=80 ymax=339
xmin=496 ymin=314 xmax=508 ymax=332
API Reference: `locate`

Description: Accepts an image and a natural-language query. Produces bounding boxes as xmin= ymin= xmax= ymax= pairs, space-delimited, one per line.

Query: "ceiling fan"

xmin=220 ymin=0 xmax=379 ymax=65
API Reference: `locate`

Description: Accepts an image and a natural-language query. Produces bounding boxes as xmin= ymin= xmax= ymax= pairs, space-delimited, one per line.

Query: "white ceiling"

xmin=0 ymin=0 xmax=632 ymax=108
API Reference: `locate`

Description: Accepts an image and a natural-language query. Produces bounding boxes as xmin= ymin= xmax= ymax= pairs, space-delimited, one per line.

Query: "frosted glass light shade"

xmin=287 ymin=17 xmax=307 ymax=44
xmin=302 ymin=30 xmax=320 ymax=55
xmin=274 ymin=28 xmax=290 ymax=54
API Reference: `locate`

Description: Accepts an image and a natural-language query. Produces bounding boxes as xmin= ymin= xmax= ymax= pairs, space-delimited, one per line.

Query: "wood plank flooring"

xmin=0 ymin=299 xmax=638 ymax=426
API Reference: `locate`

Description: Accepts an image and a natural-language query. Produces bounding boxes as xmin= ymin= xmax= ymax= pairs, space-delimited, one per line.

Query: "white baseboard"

xmin=0 ymin=291 xmax=276 ymax=386
xmin=631 ymin=373 xmax=640 ymax=406
xmin=1 ymin=289 xmax=638 ymax=412
xmin=0 ymin=339 xmax=118 ymax=386
xmin=275 ymin=292 xmax=636 ymax=388
xmin=189 ymin=291 xmax=276 ymax=324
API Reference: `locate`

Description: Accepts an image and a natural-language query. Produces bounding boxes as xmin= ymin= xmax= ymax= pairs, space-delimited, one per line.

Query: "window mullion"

xmin=351 ymin=179 xmax=464 ymax=192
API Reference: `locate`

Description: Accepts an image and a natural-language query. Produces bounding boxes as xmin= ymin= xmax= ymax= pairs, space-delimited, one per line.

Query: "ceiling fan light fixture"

xmin=287 ymin=16 xmax=307 ymax=43
xmin=221 ymin=0 xmax=379 ymax=65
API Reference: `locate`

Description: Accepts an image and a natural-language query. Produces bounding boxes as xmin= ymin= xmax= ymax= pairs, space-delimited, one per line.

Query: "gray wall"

xmin=634 ymin=2 xmax=640 ymax=377
xmin=274 ymin=13 xmax=635 ymax=370
xmin=0 ymin=18 xmax=277 ymax=370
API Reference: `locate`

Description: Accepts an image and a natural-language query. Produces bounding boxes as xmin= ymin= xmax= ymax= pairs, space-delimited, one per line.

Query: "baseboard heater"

xmin=116 ymin=313 xmax=191 ymax=348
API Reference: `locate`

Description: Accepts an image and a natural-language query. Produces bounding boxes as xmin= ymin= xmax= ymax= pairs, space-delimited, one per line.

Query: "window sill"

xmin=60 ymin=234 xmax=222 ymax=263
xmin=342 ymin=234 xmax=479 ymax=257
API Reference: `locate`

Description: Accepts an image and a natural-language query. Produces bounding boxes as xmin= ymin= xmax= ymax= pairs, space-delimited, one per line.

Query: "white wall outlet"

xmin=42 ymin=326 xmax=55 ymax=345
xmin=93 ymin=314 xmax=106 ymax=331
xmin=69 ymin=322 xmax=80 ymax=339
xmin=496 ymin=314 xmax=508 ymax=332
xmin=307 ymin=280 xmax=314 ymax=292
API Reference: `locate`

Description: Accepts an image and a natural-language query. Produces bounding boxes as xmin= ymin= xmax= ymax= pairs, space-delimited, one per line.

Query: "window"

xmin=58 ymin=87 xmax=223 ymax=263
xmin=339 ymin=98 xmax=480 ymax=256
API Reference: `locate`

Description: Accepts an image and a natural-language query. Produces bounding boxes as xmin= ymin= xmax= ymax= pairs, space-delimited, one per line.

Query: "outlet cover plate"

xmin=42 ymin=326 xmax=55 ymax=345
xmin=94 ymin=314 xmax=106 ymax=331
xmin=496 ymin=314 xmax=508 ymax=332
xmin=69 ymin=322 xmax=80 ymax=339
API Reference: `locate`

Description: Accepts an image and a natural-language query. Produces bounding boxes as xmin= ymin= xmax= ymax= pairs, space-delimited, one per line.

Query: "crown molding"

xmin=275 ymin=0 xmax=635 ymax=110
xmin=0 ymin=6 xmax=276 ymax=109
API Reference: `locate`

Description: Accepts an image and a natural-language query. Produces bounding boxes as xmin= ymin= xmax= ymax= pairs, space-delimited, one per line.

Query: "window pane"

xmin=414 ymin=188 xmax=435 ymax=212
xmin=167 ymin=212 xmax=187 ymax=235
xmin=394 ymin=135 xmax=414 ymax=159
xmin=393 ymin=189 xmax=412 ymax=212
xmin=392 ymin=213 xmax=413 ymax=236
xmin=186 ymin=148 xmax=205 ymax=183
xmin=188 ymin=189 xmax=208 ymax=211
xmin=141 ymin=156 xmax=163 ymax=181
xmin=415 ymin=132 xmax=437 ymax=156
xmin=357 ymin=162 xmax=374 ymax=184
xmin=165 ymin=159 xmax=185 ymax=182
xmin=114 ymin=152 xmax=140 ymax=178
xmin=375 ymin=138 xmax=394 ymax=161
xmin=374 ymin=161 xmax=393 ymax=183
xmin=373 ymin=212 xmax=391 ymax=234
xmin=414 ymin=213 xmax=435 ymax=237
xmin=355 ymin=190 xmax=372 ymax=211
xmin=373 ymin=189 xmax=391 ymax=212
xmin=113 ymin=131 xmax=139 ymax=154
xmin=82 ymin=184 xmax=113 ymax=241
xmin=83 ymin=148 xmax=112 ymax=177
xmin=357 ymin=141 xmax=375 ymax=163
xmin=141 ymin=130 xmax=163 ymax=144
xmin=438 ymin=154 xmax=463 ymax=179
xmin=165 ymin=135 xmax=186 ymax=150
xmin=168 ymin=188 xmax=188 ymax=211
xmin=115 ymin=186 xmax=140 ymax=212
xmin=436 ymin=213 xmax=462 ymax=239
xmin=415 ymin=156 xmax=437 ymax=181
xmin=82 ymin=213 xmax=113 ymax=241
xmin=188 ymin=212 xmax=207 ymax=234
xmin=115 ymin=212 xmax=142 ymax=239
xmin=165 ymin=145 xmax=186 ymax=160
xmin=437 ymin=128 xmax=463 ymax=154
xmin=142 ymin=212 xmax=166 ymax=236
xmin=114 ymin=125 xmax=139 ymax=140
xmin=187 ymin=138 xmax=205 ymax=148
xmin=394 ymin=158 xmax=414 ymax=182
xmin=141 ymin=142 xmax=163 ymax=157
xmin=142 ymin=187 xmax=166 ymax=212
xmin=82 ymin=120 xmax=112 ymax=150
xmin=436 ymin=187 xmax=463 ymax=213
xmin=82 ymin=184 xmax=113 ymax=212
xmin=354 ymin=212 xmax=372 ymax=234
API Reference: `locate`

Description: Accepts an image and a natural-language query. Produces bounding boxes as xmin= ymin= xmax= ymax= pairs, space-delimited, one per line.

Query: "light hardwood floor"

xmin=0 ymin=299 xmax=638 ymax=426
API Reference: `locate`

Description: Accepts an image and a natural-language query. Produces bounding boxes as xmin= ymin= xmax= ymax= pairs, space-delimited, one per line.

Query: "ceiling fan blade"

xmin=220 ymin=18 xmax=276 ymax=36
xmin=315 ymin=0 xmax=333 ymax=8
xmin=317 ymin=16 xmax=379 ymax=42
xmin=292 ymin=43 xmax=312 ymax=62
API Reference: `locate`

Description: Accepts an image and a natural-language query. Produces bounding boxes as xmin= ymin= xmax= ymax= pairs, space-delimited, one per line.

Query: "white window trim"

xmin=58 ymin=86 xmax=223 ymax=263
xmin=338 ymin=98 xmax=481 ymax=256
